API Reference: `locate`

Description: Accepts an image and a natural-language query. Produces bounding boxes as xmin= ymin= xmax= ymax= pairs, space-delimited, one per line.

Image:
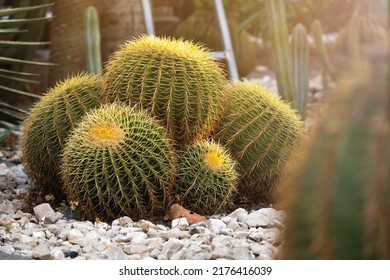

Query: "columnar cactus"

xmin=292 ymin=23 xmax=309 ymax=118
xmin=264 ymin=0 xmax=296 ymax=104
xmin=61 ymin=103 xmax=176 ymax=221
xmin=84 ymin=5 xmax=102 ymax=75
xmin=176 ymin=140 xmax=238 ymax=215
xmin=101 ymin=35 xmax=227 ymax=148
xmin=21 ymin=73 xmax=102 ymax=199
xmin=215 ymin=81 xmax=304 ymax=203
xmin=279 ymin=56 xmax=390 ymax=259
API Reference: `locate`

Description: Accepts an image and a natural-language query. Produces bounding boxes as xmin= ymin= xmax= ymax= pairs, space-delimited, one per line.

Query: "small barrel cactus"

xmin=215 ymin=81 xmax=304 ymax=204
xmin=175 ymin=140 xmax=238 ymax=215
xmin=21 ymin=73 xmax=102 ymax=199
xmin=278 ymin=55 xmax=390 ymax=259
xmin=60 ymin=103 xmax=176 ymax=221
xmin=101 ymin=35 xmax=226 ymax=148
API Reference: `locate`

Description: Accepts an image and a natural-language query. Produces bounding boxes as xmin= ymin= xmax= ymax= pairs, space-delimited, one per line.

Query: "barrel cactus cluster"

xmin=21 ymin=35 xmax=303 ymax=221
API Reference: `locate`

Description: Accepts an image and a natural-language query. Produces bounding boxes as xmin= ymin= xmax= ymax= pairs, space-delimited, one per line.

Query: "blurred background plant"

xmin=0 ymin=0 xmax=52 ymax=132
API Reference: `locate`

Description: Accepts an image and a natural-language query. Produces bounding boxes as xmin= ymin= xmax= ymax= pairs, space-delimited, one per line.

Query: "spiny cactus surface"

xmin=21 ymin=73 xmax=102 ymax=199
xmin=101 ymin=35 xmax=226 ymax=148
xmin=61 ymin=103 xmax=176 ymax=221
xmin=176 ymin=140 xmax=238 ymax=215
xmin=215 ymin=81 xmax=304 ymax=203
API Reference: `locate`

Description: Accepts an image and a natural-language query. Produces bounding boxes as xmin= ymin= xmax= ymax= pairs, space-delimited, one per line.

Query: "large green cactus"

xmin=279 ymin=56 xmax=390 ymax=259
xmin=215 ymin=81 xmax=304 ymax=203
xmin=101 ymin=35 xmax=226 ymax=148
xmin=176 ymin=139 xmax=238 ymax=215
xmin=61 ymin=103 xmax=176 ymax=221
xmin=21 ymin=73 xmax=102 ymax=199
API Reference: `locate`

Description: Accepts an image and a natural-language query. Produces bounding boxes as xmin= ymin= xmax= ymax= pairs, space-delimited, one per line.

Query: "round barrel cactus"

xmin=60 ymin=103 xmax=176 ymax=221
xmin=215 ymin=81 xmax=304 ymax=204
xmin=101 ymin=35 xmax=226 ymax=148
xmin=176 ymin=140 xmax=238 ymax=215
xmin=21 ymin=73 xmax=102 ymax=199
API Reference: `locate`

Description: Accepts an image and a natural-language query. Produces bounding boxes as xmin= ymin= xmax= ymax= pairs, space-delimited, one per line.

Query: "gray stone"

xmin=0 ymin=245 xmax=15 ymax=255
xmin=0 ymin=163 xmax=7 ymax=176
xmin=33 ymin=203 xmax=63 ymax=224
xmin=248 ymin=231 xmax=263 ymax=242
xmin=232 ymin=245 xmax=254 ymax=260
xmin=227 ymin=208 xmax=248 ymax=222
xmin=136 ymin=219 xmax=156 ymax=230
xmin=112 ymin=216 xmax=133 ymax=227
xmin=67 ymin=228 xmax=87 ymax=246
xmin=171 ymin=217 xmax=189 ymax=228
xmin=32 ymin=231 xmax=46 ymax=239
xmin=207 ymin=218 xmax=227 ymax=234
xmin=244 ymin=210 xmax=270 ymax=228
xmin=210 ymin=244 xmax=232 ymax=259
xmin=160 ymin=238 xmax=187 ymax=259
xmin=0 ymin=214 xmax=16 ymax=227
xmin=170 ymin=248 xmax=186 ymax=260
xmin=50 ymin=248 xmax=65 ymax=259
xmin=32 ymin=243 xmax=51 ymax=259
xmin=124 ymin=244 xmax=150 ymax=255
xmin=167 ymin=227 xmax=191 ymax=239
xmin=130 ymin=231 xmax=148 ymax=244
xmin=0 ymin=201 xmax=15 ymax=214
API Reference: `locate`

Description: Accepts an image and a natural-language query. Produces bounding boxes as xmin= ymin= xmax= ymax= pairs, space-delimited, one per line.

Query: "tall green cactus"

xmin=61 ymin=103 xmax=176 ymax=221
xmin=278 ymin=55 xmax=390 ymax=259
xmin=291 ymin=23 xmax=309 ymax=118
xmin=21 ymin=73 xmax=102 ymax=199
xmin=264 ymin=0 xmax=296 ymax=105
xmin=215 ymin=81 xmax=304 ymax=203
xmin=101 ymin=35 xmax=226 ymax=148
xmin=84 ymin=6 xmax=102 ymax=75
xmin=310 ymin=19 xmax=334 ymax=78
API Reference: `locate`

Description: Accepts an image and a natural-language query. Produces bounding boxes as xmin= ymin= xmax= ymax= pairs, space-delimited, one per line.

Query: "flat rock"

xmin=33 ymin=203 xmax=63 ymax=224
xmin=244 ymin=210 xmax=270 ymax=228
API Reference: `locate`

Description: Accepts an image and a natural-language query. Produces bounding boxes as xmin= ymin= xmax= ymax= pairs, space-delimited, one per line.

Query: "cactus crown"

xmin=87 ymin=122 xmax=125 ymax=147
xmin=204 ymin=150 xmax=224 ymax=172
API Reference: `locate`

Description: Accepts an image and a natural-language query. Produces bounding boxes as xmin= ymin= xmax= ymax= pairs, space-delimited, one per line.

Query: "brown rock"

xmin=164 ymin=203 xmax=207 ymax=225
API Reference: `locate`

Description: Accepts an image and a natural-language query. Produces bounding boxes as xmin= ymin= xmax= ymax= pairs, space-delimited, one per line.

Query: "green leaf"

xmin=0 ymin=40 xmax=50 ymax=46
xmin=0 ymin=28 xmax=27 ymax=34
xmin=0 ymin=68 xmax=39 ymax=77
xmin=0 ymin=85 xmax=41 ymax=99
xmin=0 ymin=56 xmax=56 ymax=66
xmin=0 ymin=3 xmax=53 ymax=17
xmin=0 ymin=73 xmax=40 ymax=84
xmin=0 ymin=16 xmax=50 ymax=27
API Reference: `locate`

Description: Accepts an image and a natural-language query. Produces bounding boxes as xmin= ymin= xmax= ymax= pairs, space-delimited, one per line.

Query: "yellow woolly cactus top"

xmin=119 ymin=35 xmax=213 ymax=62
xmin=204 ymin=150 xmax=224 ymax=172
xmin=88 ymin=123 xmax=125 ymax=147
